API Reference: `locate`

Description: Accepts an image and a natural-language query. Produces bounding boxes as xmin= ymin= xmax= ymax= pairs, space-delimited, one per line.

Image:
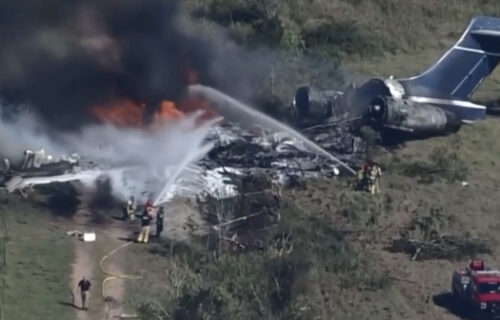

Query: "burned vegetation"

xmin=196 ymin=171 xmax=282 ymax=255
xmin=388 ymin=207 xmax=491 ymax=261
xmin=134 ymin=171 xmax=393 ymax=320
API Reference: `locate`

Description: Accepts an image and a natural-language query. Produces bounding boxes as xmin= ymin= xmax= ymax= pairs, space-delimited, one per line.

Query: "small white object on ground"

xmin=83 ymin=232 xmax=96 ymax=242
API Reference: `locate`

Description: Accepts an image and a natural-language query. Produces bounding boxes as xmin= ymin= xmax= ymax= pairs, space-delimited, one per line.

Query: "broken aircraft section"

xmin=291 ymin=16 xmax=500 ymax=143
xmin=0 ymin=121 xmax=365 ymax=200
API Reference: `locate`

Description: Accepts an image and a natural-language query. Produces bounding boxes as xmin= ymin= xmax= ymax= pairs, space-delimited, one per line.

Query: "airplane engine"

xmin=292 ymin=86 xmax=341 ymax=127
xmin=368 ymin=96 xmax=462 ymax=136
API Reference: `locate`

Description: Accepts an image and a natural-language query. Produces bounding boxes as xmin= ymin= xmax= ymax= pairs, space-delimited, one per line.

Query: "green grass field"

xmin=0 ymin=194 xmax=74 ymax=320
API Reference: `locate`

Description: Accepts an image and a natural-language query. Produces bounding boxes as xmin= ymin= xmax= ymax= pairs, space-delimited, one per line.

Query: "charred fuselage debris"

xmin=196 ymin=171 xmax=282 ymax=254
xmin=200 ymin=123 xmax=366 ymax=184
xmin=369 ymin=96 xmax=461 ymax=136
xmin=387 ymin=208 xmax=491 ymax=261
xmin=292 ymin=16 xmax=500 ymax=143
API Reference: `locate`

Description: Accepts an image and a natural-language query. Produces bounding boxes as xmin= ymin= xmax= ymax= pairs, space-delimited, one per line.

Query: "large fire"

xmin=91 ymin=95 xmax=217 ymax=128
xmin=91 ymin=98 xmax=183 ymax=127
xmin=91 ymin=64 xmax=218 ymax=128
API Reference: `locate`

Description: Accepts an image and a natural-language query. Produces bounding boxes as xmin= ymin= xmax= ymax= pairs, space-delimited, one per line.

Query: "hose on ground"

xmin=99 ymin=241 xmax=142 ymax=319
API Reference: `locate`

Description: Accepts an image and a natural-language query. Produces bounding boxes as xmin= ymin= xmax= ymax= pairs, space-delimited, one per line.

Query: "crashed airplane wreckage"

xmin=0 ymin=122 xmax=366 ymax=201
xmin=291 ymin=16 xmax=500 ymax=143
xmin=1 ymin=149 xmax=97 ymax=194
xmin=0 ymin=88 xmax=365 ymax=200
xmin=7 ymin=13 xmax=498 ymax=203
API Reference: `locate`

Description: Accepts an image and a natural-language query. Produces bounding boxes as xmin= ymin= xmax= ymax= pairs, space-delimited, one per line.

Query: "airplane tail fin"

xmin=399 ymin=16 xmax=500 ymax=100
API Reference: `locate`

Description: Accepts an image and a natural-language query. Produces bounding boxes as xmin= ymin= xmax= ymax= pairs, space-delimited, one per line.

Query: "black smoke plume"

xmin=0 ymin=0 xmax=213 ymax=129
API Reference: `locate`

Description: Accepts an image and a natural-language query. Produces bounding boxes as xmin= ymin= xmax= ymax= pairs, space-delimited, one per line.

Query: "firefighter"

xmin=137 ymin=205 xmax=153 ymax=243
xmin=357 ymin=164 xmax=367 ymax=191
xmin=77 ymin=276 xmax=91 ymax=310
xmin=156 ymin=206 xmax=164 ymax=238
xmin=124 ymin=196 xmax=136 ymax=221
xmin=365 ymin=162 xmax=374 ymax=194
xmin=372 ymin=162 xmax=382 ymax=194
xmin=271 ymin=181 xmax=282 ymax=209
xmin=368 ymin=161 xmax=382 ymax=194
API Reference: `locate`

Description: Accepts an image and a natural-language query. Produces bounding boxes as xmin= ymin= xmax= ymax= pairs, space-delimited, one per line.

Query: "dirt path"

xmin=66 ymin=192 xmax=202 ymax=320
xmin=69 ymin=186 xmax=137 ymax=320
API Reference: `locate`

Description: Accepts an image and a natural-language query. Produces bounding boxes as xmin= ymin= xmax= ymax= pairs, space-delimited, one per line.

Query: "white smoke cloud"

xmin=0 ymin=105 xmax=216 ymax=203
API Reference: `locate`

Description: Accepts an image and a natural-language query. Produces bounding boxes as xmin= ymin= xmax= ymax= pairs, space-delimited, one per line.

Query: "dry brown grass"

xmin=125 ymin=3 xmax=500 ymax=319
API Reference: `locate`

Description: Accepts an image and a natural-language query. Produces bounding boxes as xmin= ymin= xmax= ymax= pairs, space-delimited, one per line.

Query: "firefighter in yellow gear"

xmin=137 ymin=208 xmax=153 ymax=243
xmin=368 ymin=162 xmax=382 ymax=194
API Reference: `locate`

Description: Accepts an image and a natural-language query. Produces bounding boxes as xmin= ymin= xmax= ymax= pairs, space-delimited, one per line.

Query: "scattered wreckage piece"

xmin=389 ymin=234 xmax=491 ymax=261
xmin=387 ymin=207 xmax=491 ymax=261
xmin=203 ymin=124 xmax=364 ymax=180
xmin=66 ymin=230 xmax=96 ymax=242
xmin=189 ymin=84 xmax=357 ymax=174
xmin=196 ymin=170 xmax=282 ymax=254
xmin=0 ymin=116 xmax=364 ymax=203
xmin=1 ymin=148 xmax=85 ymax=194
xmin=152 ymin=165 xmax=242 ymax=205
xmin=4 ymin=169 xmax=104 ymax=194
xmin=18 ymin=148 xmax=80 ymax=176
xmin=167 ymin=122 xmax=364 ymax=202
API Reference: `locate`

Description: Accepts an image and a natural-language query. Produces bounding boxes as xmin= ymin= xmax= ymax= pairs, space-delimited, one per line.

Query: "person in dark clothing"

xmin=156 ymin=207 xmax=164 ymax=238
xmin=77 ymin=276 xmax=91 ymax=310
xmin=137 ymin=209 xmax=152 ymax=243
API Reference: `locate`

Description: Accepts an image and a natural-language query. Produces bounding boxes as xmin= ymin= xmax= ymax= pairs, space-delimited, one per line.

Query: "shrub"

xmin=401 ymin=137 xmax=469 ymax=183
xmin=301 ymin=20 xmax=379 ymax=58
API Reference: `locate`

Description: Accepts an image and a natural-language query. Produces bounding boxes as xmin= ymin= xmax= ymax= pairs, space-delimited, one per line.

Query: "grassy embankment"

xmin=0 ymin=193 xmax=74 ymax=320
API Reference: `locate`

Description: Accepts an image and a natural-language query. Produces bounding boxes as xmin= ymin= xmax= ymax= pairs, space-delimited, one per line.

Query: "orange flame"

xmin=91 ymin=98 xmax=146 ymax=127
xmin=91 ymin=61 xmax=220 ymax=128
xmin=154 ymin=100 xmax=184 ymax=123
xmin=91 ymin=98 xmax=183 ymax=128
xmin=177 ymin=95 xmax=218 ymax=121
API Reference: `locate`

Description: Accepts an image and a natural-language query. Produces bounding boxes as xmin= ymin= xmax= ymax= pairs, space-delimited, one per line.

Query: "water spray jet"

xmin=187 ymin=84 xmax=356 ymax=175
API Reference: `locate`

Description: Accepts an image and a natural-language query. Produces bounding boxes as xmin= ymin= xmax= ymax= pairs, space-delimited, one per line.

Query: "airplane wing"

xmin=4 ymin=169 xmax=106 ymax=193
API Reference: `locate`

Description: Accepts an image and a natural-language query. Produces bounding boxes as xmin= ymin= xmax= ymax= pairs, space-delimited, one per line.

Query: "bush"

xmin=388 ymin=207 xmax=491 ymax=261
xmin=134 ymin=200 xmax=388 ymax=320
xmin=198 ymin=0 xmax=285 ymax=44
xmin=301 ymin=20 xmax=378 ymax=58
xmin=401 ymin=137 xmax=469 ymax=183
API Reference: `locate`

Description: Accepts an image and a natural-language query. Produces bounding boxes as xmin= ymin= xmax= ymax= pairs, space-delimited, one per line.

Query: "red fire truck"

xmin=452 ymin=259 xmax=500 ymax=319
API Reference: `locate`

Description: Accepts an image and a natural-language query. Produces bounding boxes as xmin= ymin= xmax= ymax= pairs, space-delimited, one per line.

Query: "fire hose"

xmin=99 ymin=241 xmax=142 ymax=319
